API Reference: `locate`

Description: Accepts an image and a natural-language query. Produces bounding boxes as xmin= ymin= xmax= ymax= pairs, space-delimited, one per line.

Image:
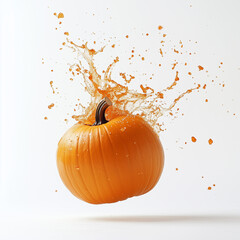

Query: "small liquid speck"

xmin=198 ymin=65 xmax=204 ymax=71
xmin=57 ymin=12 xmax=64 ymax=19
xmin=48 ymin=103 xmax=54 ymax=109
xmin=208 ymin=138 xmax=213 ymax=145
xmin=191 ymin=136 xmax=197 ymax=142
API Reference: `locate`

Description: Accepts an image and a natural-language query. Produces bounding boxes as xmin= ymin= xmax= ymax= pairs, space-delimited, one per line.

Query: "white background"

xmin=0 ymin=0 xmax=240 ymax=239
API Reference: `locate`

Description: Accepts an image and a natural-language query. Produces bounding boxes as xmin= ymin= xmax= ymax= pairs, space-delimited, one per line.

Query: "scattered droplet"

xmin=198 ymin=65 xmax=204 ymax=71
xmin=191 ymin=136 xmax=197 ymax=143
xmin=57 ymin=12 xmax=64 ymax=19
xmin=48 ymin=103 xmax=54 ymax=109
xmin=208 ymin=138 xmax=213 ymax=145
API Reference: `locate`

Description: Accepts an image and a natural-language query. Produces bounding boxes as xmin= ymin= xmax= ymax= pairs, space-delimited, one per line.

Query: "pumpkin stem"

xmin=93 ymin=97 xmax=112 ymax=126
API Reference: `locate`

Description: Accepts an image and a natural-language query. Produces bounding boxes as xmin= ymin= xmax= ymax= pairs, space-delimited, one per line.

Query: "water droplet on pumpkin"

xmin=121 ymin=127 xmax=126 ymax=132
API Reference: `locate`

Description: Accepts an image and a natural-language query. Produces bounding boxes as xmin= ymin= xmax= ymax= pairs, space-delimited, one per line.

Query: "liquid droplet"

xmin=191 ymin=136 xmax=197 ymax=143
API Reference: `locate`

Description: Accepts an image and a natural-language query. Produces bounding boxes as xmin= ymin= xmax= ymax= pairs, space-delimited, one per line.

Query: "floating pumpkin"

xmin=57 ymin=97 xmax=164 ymax=204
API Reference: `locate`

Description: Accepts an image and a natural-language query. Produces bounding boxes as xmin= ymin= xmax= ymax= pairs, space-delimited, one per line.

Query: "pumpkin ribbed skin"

xmin=57 ymin=115 xmax=164 ymax=204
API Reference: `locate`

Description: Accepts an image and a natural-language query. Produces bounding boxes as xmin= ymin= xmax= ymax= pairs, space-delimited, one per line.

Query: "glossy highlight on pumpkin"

xmin=57 ymin=98 xmax=164 ymax=204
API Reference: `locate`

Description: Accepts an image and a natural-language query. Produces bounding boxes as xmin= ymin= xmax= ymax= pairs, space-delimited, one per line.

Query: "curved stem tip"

xmin=92 ymin=97 xmax=112 ymax=126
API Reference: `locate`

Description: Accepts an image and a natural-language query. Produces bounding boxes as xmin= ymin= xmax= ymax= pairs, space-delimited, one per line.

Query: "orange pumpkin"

xmin=57 ymin=97 xmax=164 ymax=204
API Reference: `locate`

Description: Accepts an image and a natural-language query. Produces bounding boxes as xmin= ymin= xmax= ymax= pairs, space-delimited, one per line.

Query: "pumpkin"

xmin=57 ymin=97 xmax=164 ymax=204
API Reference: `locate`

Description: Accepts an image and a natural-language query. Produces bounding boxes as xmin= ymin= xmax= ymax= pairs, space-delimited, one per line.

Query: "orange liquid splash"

xmin=65 ymin=40 xmax=201 ymax=132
